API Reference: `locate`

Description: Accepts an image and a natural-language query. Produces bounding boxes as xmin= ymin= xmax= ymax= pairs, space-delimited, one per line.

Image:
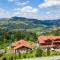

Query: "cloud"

xmin=13 ymin=0 xmax=60 ymax=20
xmin=20 ymin=6 xmax=38 ymax=13
xmin=0 ymin=5 xmax=60 ymax=20
xmin=37 ymin=0 xmax=60 ymax=20
xmin=38 ymin=7 xmax=60 ymax=20
xmin=15 ymin=1 xmax=30 ymax=6
xmin=0 ymin=6 xmax=38 ymax=19
xmin=1 ymin=0 xmax=60 ymax=20
xmin=38 ymin=0 xmax=60 ymax=8
xmin=0 ymin=8 xmax=15 ymax=18
xmin=14 ymin=6 xmax=38 ymax=19
xmin=8 ymin=0 xmax=30 ymax=6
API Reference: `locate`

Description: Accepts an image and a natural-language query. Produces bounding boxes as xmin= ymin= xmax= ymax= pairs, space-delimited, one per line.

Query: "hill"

xmin=0 ymin=16 xmax=60 ymax=33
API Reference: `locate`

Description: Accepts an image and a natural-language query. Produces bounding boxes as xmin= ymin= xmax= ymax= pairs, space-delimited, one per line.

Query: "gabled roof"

xmin=38 ymin=36 xmax=60 ymax=43
xmin=11 ymin=40 xmax=35 ymax=50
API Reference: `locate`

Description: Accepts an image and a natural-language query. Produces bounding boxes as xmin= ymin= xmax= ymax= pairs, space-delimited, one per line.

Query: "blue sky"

xmin=0 ymin=0 xmax=60 ymax=20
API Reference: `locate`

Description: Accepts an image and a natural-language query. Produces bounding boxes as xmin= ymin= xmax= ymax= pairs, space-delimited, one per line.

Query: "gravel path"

xmin=18 ymin=56 xmax=60 ymax=60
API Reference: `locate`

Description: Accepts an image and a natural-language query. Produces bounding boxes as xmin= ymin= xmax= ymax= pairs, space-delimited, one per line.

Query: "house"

xmin=11 ymin=40 xmax=35 ymax=53
xmin=38 ymin=36 xmax=60 ymax=50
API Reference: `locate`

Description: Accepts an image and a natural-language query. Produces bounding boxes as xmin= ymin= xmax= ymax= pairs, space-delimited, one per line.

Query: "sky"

xmin=0 ymin=0 xmax=60 ymax=20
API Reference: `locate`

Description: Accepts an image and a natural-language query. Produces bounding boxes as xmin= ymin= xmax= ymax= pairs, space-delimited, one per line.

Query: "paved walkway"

xmin=18 ymin=56 xmax=60 ymax=60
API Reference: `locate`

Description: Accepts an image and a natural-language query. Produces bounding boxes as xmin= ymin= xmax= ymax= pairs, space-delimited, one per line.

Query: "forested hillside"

xmin=0 ymin=17 xmax=60 ymax=31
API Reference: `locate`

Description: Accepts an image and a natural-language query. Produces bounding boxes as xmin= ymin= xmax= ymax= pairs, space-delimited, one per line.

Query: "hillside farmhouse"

xmin=38 ymin=36 xmax=60 ymax=50
xmin=11 ymin=40 xmax=35 ymax=53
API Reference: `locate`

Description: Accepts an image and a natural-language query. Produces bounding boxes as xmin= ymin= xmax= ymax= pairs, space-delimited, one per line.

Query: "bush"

xmin=36 ymin=47 xmax=43 ymax=57
xmin=19 ymin=53 xmax=21 ymax=58
xmin=23 ymin=54 xmax=26 ymax=58
xmin=47 ymin=47 xmax=50 ymax=56
xmin=43 ymin=50 xmax=60 ymax=56
xmin=51 ymin=51 xmax=60 ymax=56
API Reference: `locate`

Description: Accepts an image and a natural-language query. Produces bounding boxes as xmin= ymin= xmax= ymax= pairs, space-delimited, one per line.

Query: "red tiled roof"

xmin=11 ymin=40 xmax=35 ymax=50
xmin=38 ymin=36 xmax=60 ymax=43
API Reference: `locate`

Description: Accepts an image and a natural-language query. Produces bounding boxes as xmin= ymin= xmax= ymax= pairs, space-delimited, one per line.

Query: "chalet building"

xmin=11 ymin=40 xmax=35 ymax=53
xmin=38 ymin=36 xmax=60 ymax=50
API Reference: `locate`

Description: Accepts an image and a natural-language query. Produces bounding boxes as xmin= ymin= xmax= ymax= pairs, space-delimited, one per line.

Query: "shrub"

xmin=36 ymin=47 xmax=43 ymax=57
xmin=47 ymin=47 xmax=51 ymax=56
xmin=19 ymin=53 xmax=21 ymax=58
xmin=23 ymin=53 xmax=26 ymax=58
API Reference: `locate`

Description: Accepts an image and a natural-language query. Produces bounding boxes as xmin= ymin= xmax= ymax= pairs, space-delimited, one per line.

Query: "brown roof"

xmin=11 ymin=40 xmax=35 ymax=50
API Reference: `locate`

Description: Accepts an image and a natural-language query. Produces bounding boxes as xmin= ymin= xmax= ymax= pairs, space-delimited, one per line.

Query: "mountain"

xmin=11 ymin=17 xmax=60 ymax=26
xmin=0 ymin=16 xmax=60 ymax=31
